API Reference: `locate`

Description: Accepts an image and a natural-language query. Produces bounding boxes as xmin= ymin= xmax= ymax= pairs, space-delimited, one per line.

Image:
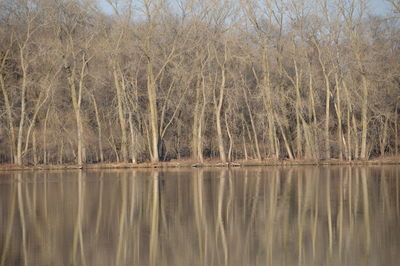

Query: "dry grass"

xmin=1 ymin=156 xmax=399 ymax=171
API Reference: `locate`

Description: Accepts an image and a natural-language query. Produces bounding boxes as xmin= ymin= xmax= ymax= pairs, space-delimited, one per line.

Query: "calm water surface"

xmin=1 ymin=166 xmax=399 ymax=266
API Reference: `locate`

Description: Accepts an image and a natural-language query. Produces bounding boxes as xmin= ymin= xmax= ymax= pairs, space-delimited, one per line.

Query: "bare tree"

xmin=0 ymin=0 xmax=399 ymax=164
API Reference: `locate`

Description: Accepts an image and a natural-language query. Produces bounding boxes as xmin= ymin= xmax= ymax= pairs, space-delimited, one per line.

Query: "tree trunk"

xmin=73 ymin=102 xmax=83 ymax=165
xmin=109 ymin=120 xmax=120 ymax=163
xmin=215 ymin=106 xmax=227 ymax=162
xmin=293 ymin=59 xmax=303 ymax=158
xmin=128 ymin=112 xmax=137 ymax=163
xmin=91 ymin=95 xmax=104 ymax=162
xmin=314 ymin=40 xmax=331 ymax=159
xmin=196 ymin=73 xmax=207 ymax=163
xmin=147 ymin=61 xmax=159 ymax=162
xmin=346 ymin=108 xmax=352 ymax=161
xmin=225 ymin=112 xmax=233 ymax=162
xmin=65 ymin=53 xmax=89 ymax=165
xmin=352 ymin=115 xmax=359 ymax=160
xmin=308 ymin=66 xmax=318 ymax=159
xmin=360 ymin=75 xmax=368 ymax=159
xmin=112 ymin=65 xmax=128 ymax=162
xmin=380 ymin=116 xmax=388 ymax=157
xmin=324 ymin=73 xmax=331 ymax=160
xmin=58 ymin=138 xmax=64 ymax=165
xmin=16 ymin=48 xmax=27 ymax=165
xmin=43 ymin=107 xmax=50 ymax=165
xmin=0 ymin=71 xmax=16 ymax=163
xmin=213 ymin=42 xmax=227 ymax=163
xmin=192 ymin=76 xmax=201 ymax=160
xmin=261 ymin=46 xmax=277 ymax=158
xmin=334 ymin=74 xmax=343 ymax=160
xmin=276 ymin=117 xmax=294 ymax=160
xmin=243 ymin=86 xmax=261 ymax=160
xmin=68 ymin=73 xmax=83 ymax=165
xmin=242 ymin=121 xmax=249 ymax=161
xmin=23 ymin=84 xmax=49 ymax=163
xmin=32 ymin=131 xmax=38 ymax=166
xmin=308 ymin=66 xmax=318 ymax=127
xmin=343 ymin=81 xmax=352 ymax=161
xmin=395 ymin=102 xmax=398 ymax=156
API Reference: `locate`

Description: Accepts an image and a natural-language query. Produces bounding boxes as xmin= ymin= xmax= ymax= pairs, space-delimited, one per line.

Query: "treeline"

xmin=0 ymin=0 xmax=399 ymax=165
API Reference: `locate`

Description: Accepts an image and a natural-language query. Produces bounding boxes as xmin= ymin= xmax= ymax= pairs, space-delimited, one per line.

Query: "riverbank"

xmin=1 ymin=157 xmax=399 ymax=171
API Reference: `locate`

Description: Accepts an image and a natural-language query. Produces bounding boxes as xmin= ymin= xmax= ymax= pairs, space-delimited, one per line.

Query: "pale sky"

xmin=370 ymin=0 xmax=392 ymax=15
xmin=99 ymin=0 xmax=394 ymax=17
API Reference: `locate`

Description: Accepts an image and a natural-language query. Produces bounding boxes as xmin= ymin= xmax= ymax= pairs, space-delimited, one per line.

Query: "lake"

xmin=1 ymin=166 xmax=399 ymax=266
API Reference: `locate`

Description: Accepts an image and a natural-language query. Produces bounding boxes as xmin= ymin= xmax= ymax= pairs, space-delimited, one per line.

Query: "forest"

xmin=0 ymin=0 xmax=399 ymax=165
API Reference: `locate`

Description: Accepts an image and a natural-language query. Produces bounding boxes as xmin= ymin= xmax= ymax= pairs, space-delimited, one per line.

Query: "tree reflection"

xmin=0 ymin=167 xmax=399 ymax=266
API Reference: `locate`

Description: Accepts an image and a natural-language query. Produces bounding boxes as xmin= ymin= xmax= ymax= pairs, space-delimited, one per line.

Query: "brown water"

xmin=0 ymin=166 xmax=399 ymax=266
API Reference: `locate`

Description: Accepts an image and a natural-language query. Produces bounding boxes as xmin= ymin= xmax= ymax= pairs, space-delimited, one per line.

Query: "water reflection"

xmin=0 ymin=167 xmax=399 ymax=266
